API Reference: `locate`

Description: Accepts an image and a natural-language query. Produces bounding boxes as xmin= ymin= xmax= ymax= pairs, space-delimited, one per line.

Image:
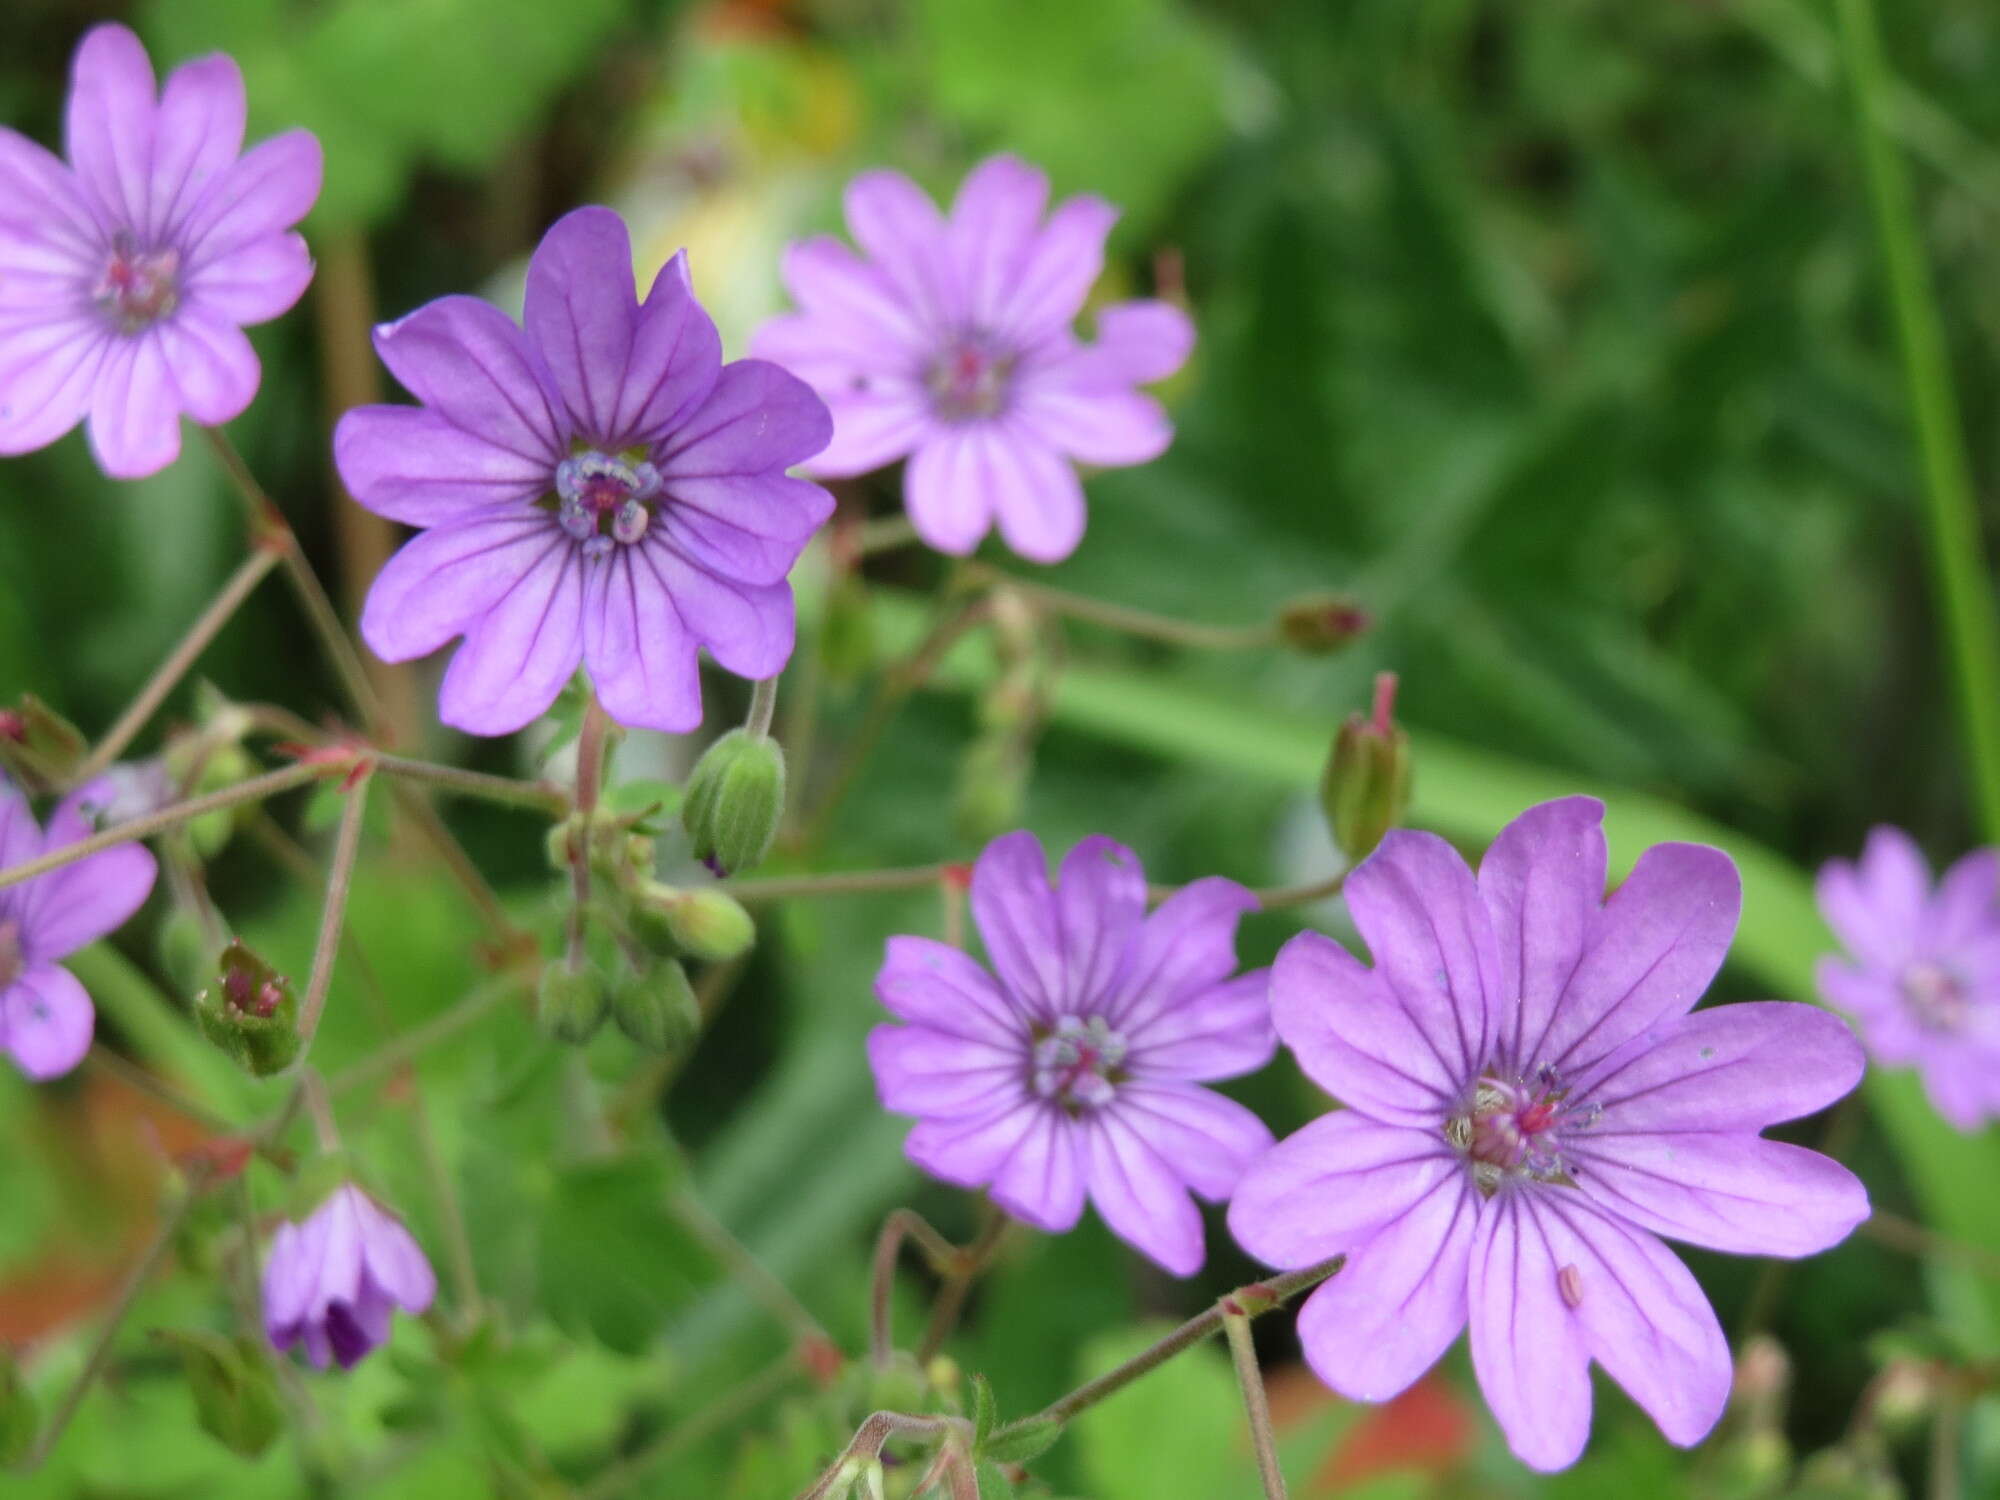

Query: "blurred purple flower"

xmin=752 ymin=155 xmax=1193 ymax=564
xmin=1816 ymin=827 xmax=2000 ymax=1130
xmin=0 ymin=774 xmax=157 ymax=1079
xmin=0 ymin=24 xmax=321 ymax=478
xmin=1228 ymin=797 xmax=1869 ymax=1472
xmin=869 ymin=831 xmax=1273 ymax=1276
xmin=263 ymin=1183 xmax=436 ymax=1370
xmin=338 ymin=207 xmax=834 ymax=736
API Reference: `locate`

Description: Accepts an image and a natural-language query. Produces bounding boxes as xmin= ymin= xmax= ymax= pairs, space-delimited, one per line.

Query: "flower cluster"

xmin=263 ymin=1184 xmax=436 ymax=1369
xmin=1817 ymin=828 xmax=2000 ymax=1130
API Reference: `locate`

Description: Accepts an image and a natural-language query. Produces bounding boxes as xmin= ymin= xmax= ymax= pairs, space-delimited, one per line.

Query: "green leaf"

xmin=535 ymin=1152 xmax=718 ymax=1355
xmin=981 ymin=1415 xmax=1063 ymax=1466
xmin=971 ymin=1373 xmax=997 ymax=1451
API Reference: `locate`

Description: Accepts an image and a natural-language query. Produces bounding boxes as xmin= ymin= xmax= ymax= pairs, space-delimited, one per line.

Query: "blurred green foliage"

xmin=3 ymin=0 xmax=2000 ymax=1495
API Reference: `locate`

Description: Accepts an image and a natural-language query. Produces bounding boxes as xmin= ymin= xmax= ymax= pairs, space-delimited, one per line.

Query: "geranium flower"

xmin=0 ymin=24 xmax=321 ymax=477
xmin=1816 ymin=827 xmax=2000 ymax=1130
xmin=263 ymin=1183 xmax=436 ymax=1370
xmin=337 ymin=207 xmax=833 ymax=735
xmin=753 ymin=155 xmax=1193 ymax=564
xmin=869 ymin=832 xmax=1272 ymax=1276
xmin=1229 ymin=797 xmax=1868 ymax=1471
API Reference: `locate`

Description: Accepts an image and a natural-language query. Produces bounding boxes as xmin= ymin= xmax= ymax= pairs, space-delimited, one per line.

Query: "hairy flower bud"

xmin=156 ymin=1329 xmax=283 ymax=1458
xmin=194 ymin=941 xmax=301 ymax=1076
xmin=634 ymin=884 xmax=755 ymax=963
xmin=538 ymin=963 xmax=610 ymax=1045
xmin=1320 ymin=673 xmax=1411 ymax=864
xmin=681 ymin=729 xmax=786 ymax=877
xmin=1276 ymin=594 xmax=1371 ymax=655
xmin=610 ymin=959 xmax=701 ymax=1053
xmin=0 ymin=694 xmax=87 ymax=795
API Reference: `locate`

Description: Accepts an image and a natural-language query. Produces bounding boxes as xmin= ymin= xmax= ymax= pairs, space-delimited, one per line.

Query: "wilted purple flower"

xmin=0 ymin=774 xmax=156 ymax=1079
xmin=338 ymin=207 xmax=833 ymax=736
xmin=869 ymin=832 xmax=1273 ymax=1275
xmin=263 ymin=1184 xmax=436 ymax=1370
xmin=1228 ymin=798 xmax=1869 ymax=1472
xmin=1816 ymin=827 xmax=2000 ymax=1131
xmin=752 ymin=155 xmax=1193 ymax=564
xmin=0 ymin=24 xmax=321 ymax=478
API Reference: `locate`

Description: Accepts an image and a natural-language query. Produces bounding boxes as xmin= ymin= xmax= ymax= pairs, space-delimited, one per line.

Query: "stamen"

xmin=554 ymin=451 xmax=662 ymax=555
xmin=1448 ymin=1066 xmax=1589 ymax=1195
xmin=94 ymin=232 xmax=181 ymax=333
xmin=1900 ymin=960 xmax=1969 ymax=1032
xmin=926 ymin=332 xmax=1014 ymax=421
xmin=1031 ymin=1014 xmax=1129 ymax=1112
xmin=1558 ymin=1263 xmax=1583 ymax=1309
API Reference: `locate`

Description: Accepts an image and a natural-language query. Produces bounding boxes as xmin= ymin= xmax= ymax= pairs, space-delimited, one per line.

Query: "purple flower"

xmin=868 ymin=832 xmax=1273 ymax=1275
xmin=0 ymin=24 xmax=321 ymax=478
xmin=0 ymin=774 xmax=157 ymax=1080
xmin=1816 ymin=827 xmax=2000 ymax=1131
xmin=752 ymin=155 xmax=1194 ymax=565
xmin=338 ymin=207 xmax=834 ymax=736
xmin=263 ymin=1184 xmax=436 ymax=1370
xmin=1228 ymin=797 xmax=1869 ymax=1472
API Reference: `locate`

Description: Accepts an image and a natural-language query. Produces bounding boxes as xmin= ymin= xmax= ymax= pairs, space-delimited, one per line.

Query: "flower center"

xmin=1031 ymin=1014 xmax=1129 ymax=1112
xmin=0 ymin=919 xmax=20 ymax=990
xmin=1446 ymin=1068 xmax=1596 ymax=1196
xmin=1900 ymin=960 xmax=1969 ymax=1032
xmin=926 ymin=334 xmax=1013 ymax=421
xmin=94 ymin=232 xmax=181 ymax=333
xmin=555 ymin=451 xmax=661 ymax=558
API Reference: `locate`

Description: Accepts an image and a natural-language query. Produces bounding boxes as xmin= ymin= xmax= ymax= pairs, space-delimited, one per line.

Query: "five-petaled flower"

xmin=1228 ymin=797 xmax=1869 ymax=1472
xmin=753 ymin=155 xmax=1194 ymax=565
xmin=0 ymin=24 xmax=321 ymax=478
xmin=338 ymin=206 xmax=834 ymax=736
xmin=0 ymin=773 xmax=157 ymax=1079
xmin=263 ymin=1183 xmax=436 ymax=1370
xmin=1816 ymin=827 xmax=2000 ymax=1131
xmin=869 ymin=831 xmax=1272 ymax=1276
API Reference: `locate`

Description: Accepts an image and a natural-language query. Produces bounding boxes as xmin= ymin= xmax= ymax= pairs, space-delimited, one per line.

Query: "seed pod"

xmin=1320 ymin=672 xmax=1411 ymax=865
xmin=610 ymin=959 xmax=701 ymax=1053
xmin=193 ymin=941 xmax=301 ymax=1076
xmin=537 ymin=962 xmax=610 ymax=1045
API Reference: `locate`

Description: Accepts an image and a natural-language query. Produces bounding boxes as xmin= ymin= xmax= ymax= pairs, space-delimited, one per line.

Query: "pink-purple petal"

xmin=654 ymin=473 xmax=835 ymax=587
xmin=999 ymin=194 xmax=1118 ymax=340
xmin=1572 ymin=1132 xmax=1869 ymax=1257
xmin=1539 ymin=841 xmax=1740 ymax=1074
xmin=0 ymin=127 xmax=104 ymax=258
xmin=987 ymin=1105 xmax=1087 ymax=1234
xmin=1228 ymin=1111 xmax=1458 ymax=1269
xmin=180 ymin=130 xmax=323 ymax=267
xmin=1090 ymin=300 xmax=1195 ymax=384
xmin=1343 ymin=829 xmax=1500 ymax=1090
xmin=1124 ymin=971 xmax=1273 ymax=1081
xmin=809 ymin=388 xmax=932 ymax=478
xmin=1110 ymin=1081 xmax=1272 ymax=1202
xmin=1926 ymin=849 xmax=2000 ymax=951
xmin=1479 ymin=796 xmax=1607 ymax=1066
xmin=156 ymin=306 xmax=259 ymax=425
xmin=984 ymin=424 xmax=1088 ymax=565
xmin=372 ymin=295 xmax=565 ymax=466
xmin=1104 ymin=876 xmax=1258 ymax=1032
xmin=904 ymin=1096 xmax=1038 ymax=1190
xmin=654 ymin=358 xmax=831 ymax=477
xmin=638 ymin=547 xmax=795 ymax=681
xmin=1051 ymin=836 xmax=1147 ymax=1009
xmin=360 ymin=517 xmax=554 ymax=663
xmin=65 ymin=24 xmax=156 ymax=233
xmin=1467 ymin=1193 xmax=1592 ymax=1472
xmin=970 ymin=831 xmax=1065 ymax=1021
xmin=1013 ymin=382 xmax=1171 ymax=467
xmin=148 ymin=53 xmax=246 ymax=241
xmin=843 ymin=169 xmax=956 ymax=329
xmin=436 ymin=545 xmax=586 ymax=735
xmin=580 ymin=549 xmax=703 ymax=734
xmin=20 ymin=842 xmax=155 ymax=964
xmin=1081 ymin=1110 xmax=1205 ymax=1275
xmin=86 ymin=332 xmax=181 ymax=478
xmin=1292 ymin=1172 xmax=1477 ymax=1403
xmin=868 ymin=1023 xmax=1023 ymax=1117
xmin=777 ymin=237 xmax=929 ymax=356
xmin=335 ymin=405 xmax=549 ymax=527
xmin=875 ymin=935 xmax=1026 ymax=1045
xmin=0 ymin=317 xmax=108 ymax=457
xmin=1578 ymin=1001 xmax=1864 ymax=1134
xmin=1269 ymin=930 xmax=1458 ymax=1127
xmin=902 ymin=428 xmax=999 ymax=556
xmin=186 ymin=233 xmax=314 ymax=325
xmin=2 ymin=965 xmax=94 ymax=1080
xmin=949 ymin=155 xmax=1048 ymax=329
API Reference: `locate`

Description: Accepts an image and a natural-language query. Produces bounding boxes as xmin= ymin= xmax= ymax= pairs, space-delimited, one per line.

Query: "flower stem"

xmin=567 ymin=691 xmax=612 ymax=965
xmin=724 ymin=862 xmax=953 ymax=903
xmin=964 ymin=563 xmax=1280 ymax=652
xmin=1835 ymin=0 xmax=2000 ymax=841
xmin=795 ymin=1412 xmax=970 ymax=1500
xmin=0 ymin=760 xmax=331 ymax=891
xmin=578 ymin=1354 xmax=799 ymax=1500
xmin=73 ymin=546 xmax=281 ymax=785
xmin=745 ymin=675 xmax=780 ymax=740
xmin=373 ymin=753 xmax=569 ymax=815
xmin=868 ymin=1208 xmax=961 ymax=1367
xmin=917 ymin=1203 xmax=1007 ymax=1364
xmin=1222 ymin=1299 xmax=1287 ymax=1500
xmin=989 ymin=1256 xmax=1343 ymax=1440
xmin=296 ymin=776 xmax=370 ymax=1050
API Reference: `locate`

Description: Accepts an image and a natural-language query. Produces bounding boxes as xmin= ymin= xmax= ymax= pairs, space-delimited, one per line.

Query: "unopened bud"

xmin=155 ymin=1329 xmax=282 ymax=1458
xmin=1320 ymin=672 xmax=1411 ymax=864
xmin=682 ymin=729 xmax=786 ymax=877
xmin=610 ymin=959 xmax=701 ymax=1052
xmin=537 ymin=963 xmax=610 ymax=1045
xmin=194 ymin=942 xmax=301 ymax=1075
xmin=0 ymin=1347 xmax=36 ymax=1467
xmin=0 ymin=695 xmax=87 ymax=794
xmin=1277 ymin=595 xmax=1371 ymax=655
xmin=633 ymin=884 xmax=755 ymax=963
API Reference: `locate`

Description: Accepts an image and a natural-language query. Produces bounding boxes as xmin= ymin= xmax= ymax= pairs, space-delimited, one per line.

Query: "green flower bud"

xmin=682 ymin=729 xmax=786 ymax=877
xmin=537 ymin=963 xmax=610 ymax=1045
xmin=194 ymin=941 xmax=301 ymax=1076
xmin=545 ymin=814 xmax=584 ymax=874
xmin=1320 ymin=672 xmax=1411 ymax=865
xmin=0 ymin=694 xmax=86 ymax=795
xmin=633 ymin=884 xmax=755 ymax=963
xmin=0 ymin=1347 xmax=37 ymax=1467
xmin=1276 ymin=594 xmax=1371 ymax=655
xmin=187 ymin=743 xmax=256 ymax=857
xmin=610 ymin=959 xmax=701 ymax=1053
xmin=155 ymin=1330 xmax=282 ymax=1458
